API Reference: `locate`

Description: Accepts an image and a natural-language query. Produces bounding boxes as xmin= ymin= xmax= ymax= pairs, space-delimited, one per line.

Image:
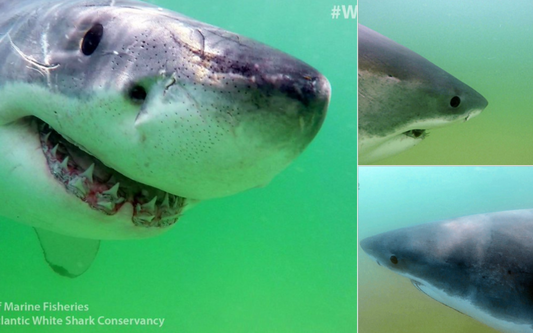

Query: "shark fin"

xmin=34 ymin=228 xmax=100 ymax=278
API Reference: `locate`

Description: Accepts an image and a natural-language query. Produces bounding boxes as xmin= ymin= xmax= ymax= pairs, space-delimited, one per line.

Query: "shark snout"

xmin=208 ymin=35 xmax=331 ymax=125
xmin=254 ymin=63 xmax=331 ymax=134
xmin=359 ymin=237 xmax=373 ymax=255
xmin=271 ymin=71 xmax=331 ymax=108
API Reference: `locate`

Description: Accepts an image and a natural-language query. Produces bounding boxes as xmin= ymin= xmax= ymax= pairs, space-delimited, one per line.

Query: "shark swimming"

xmin=358 ymin=24 xmax=488 ymax=164
xmin=0 ymin=0 xmax=330 ymax=277
xmin=360 ymin=209 xmax=533 ymax=333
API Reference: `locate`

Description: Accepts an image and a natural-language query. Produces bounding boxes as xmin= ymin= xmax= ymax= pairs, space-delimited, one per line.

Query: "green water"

xmin=0 ymin=1 xmax=357 ymax=332
xmin=358 ymin=167 xmax=533 ymax=332
xmin=360 ymin=0 xmax=533 ymax=165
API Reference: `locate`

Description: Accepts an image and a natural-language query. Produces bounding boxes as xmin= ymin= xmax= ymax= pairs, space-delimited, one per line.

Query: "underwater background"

xmin=357 ymin=166 xmax=533 ymax=333
xmin=0 ymin=0 xmax=357 ymax=332
xmin=360 ymin=0 xmax=533 ymax=165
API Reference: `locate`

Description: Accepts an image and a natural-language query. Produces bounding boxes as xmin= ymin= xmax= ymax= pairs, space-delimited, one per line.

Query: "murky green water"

xmin=358 ymin=167 xmax=533 ymax=332
xmin=360 ymin=0 xmax=533 ymax=165
xmin=0 ymin=1 xmax=356 ymax=332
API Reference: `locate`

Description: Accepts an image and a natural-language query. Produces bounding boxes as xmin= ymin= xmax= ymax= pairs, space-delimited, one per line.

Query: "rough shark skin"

xmin=0 ymin=0 xmax=330 ymax=276
xmin=358 ymin=24 xmax=488 ymax=164
xmin=361 ymin=210 xmax=533 ymax=333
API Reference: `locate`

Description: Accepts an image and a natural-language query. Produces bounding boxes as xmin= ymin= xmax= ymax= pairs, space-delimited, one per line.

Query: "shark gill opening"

xmin=31 ymin=117 xmax=186 ymax=228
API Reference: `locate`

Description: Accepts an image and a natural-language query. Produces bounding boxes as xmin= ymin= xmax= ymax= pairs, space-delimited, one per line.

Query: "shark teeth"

xmin=133 ymin=214 xmax=155 ymax=226
xmin=96 ymin=200 xmax=116 ymax=213
xmin=131 ymin=195 xmax=185 ymax=227
xmin=161 ymin=193 xmax=170 ymax=208
xmin=102 ymin=183 xmax=120 ymax=199
xmin=37 ymin=119 xmax=186 ymax=228
xmin=67 ymin=177 xmax=89 ymax=198
xmin=60 ymin=156 xmax=69 ymax=170
xmin=80 ymin=163 xmax=95 ymax=183
xmin=142 ymin=196 xmax=157 ymax=214
xmin=50 ymin=144 xmax=59 ymax=156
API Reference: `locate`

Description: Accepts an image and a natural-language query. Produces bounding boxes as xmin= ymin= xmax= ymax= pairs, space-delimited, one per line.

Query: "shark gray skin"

xmin=358 ymin=24 xmax=488 ymax=164
xmin=0 ymin=0 xmax=330 ymax=277
xmin=360 ymin=209 xmax=533 ymax=333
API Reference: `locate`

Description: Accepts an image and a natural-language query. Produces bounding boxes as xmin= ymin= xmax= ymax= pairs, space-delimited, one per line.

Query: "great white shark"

xmin=361 ymin=210 xmax=533 ymax=333
xmin=358 ymin=24 xmax=488 ymax=164
xmin=0 ymin=0 xmax=330 ymax=277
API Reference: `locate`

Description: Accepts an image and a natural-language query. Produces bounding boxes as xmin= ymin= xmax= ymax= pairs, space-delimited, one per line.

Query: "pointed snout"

xmin=275 ymin=70 xmax=331 ymax=113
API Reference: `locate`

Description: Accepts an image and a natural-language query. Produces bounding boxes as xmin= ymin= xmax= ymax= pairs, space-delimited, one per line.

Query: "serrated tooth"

xmin=133 ymin=215 xmax=155 ymax=226
xmin=142 ymin=196 xmax=157 ymax=213
xmin=161 ymin=193 xmax=170 ymax=208
xmin=60 ymin=156 xmax=69 ymax=170
xmin=172 ymin=196 xmax=181 ymax=209
xmin=136 ymin=203 xmax=142 ymax=213
xmin=68 ymin=177 xmax=88 ymax=197
xmin=103 ymin=182 xmax=120 ymax=198
xmin=140 ymin=215 xmax=155 ymax=223
xmin=44 ymin=132 xmax=52 ymax=142
xmin=97 ymin=201 xmax=115 ymax=211
xmin=51 ymin=144 xmax=59 ymax=156
xmin=80 ymin=163 xmax=95 ymax=183
xmin=108 ymin=175 xmax=117 ymax=184
xmin=160 ymin=214 xmax=181 ymax=227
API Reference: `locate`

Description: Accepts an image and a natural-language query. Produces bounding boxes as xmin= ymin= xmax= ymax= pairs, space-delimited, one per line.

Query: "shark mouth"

xmin=403 ymin=129 xmax=426 ymax=139
xmin=35 ymin=118 xmax=186 ymax=228
xmin=411 ymin=279 xmax=424 ymax=291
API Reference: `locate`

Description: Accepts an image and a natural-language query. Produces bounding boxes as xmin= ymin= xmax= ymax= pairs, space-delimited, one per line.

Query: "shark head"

xmin=358 ymin=24 xmax=488 ymax=164
xmin=361 ymin=210 xmax=533 ymax=333
xmin=0 ymin=0 xmax=330 ymax=239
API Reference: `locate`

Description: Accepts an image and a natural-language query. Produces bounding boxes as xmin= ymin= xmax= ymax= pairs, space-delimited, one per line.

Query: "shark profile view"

xmin=361 ymin=210 xmax=533 ymax=333
xmin=0 ymin=0 xmax=330 ymax=277
xmin=358 ymin=24 xmax=488 ymax=164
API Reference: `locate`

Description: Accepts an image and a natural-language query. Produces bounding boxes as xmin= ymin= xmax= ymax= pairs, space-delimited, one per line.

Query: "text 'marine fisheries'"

xmin=3 ymin=302 xmax=89 ymax=312
xmin=0 ymin=302 xmax=165 ymax=327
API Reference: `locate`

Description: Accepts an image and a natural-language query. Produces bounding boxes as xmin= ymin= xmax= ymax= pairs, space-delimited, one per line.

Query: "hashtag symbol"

xmin=331 ymin=5 xmax=341 ymax=19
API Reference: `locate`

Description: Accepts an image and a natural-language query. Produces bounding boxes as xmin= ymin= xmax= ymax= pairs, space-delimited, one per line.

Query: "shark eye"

xmin=450 ymin=96 xmax=461 ymax=108
xmin=390 ymin=256 xmax=398 ymax=264
xmin=82 ymin=23 xmax=104 ymax=56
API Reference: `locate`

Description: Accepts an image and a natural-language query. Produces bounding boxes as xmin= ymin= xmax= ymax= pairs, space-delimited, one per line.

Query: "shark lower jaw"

xmin=359 ymin=130 xmax=427 ymax=164
xmin=34 ymin=117 xmax=187 ymax=228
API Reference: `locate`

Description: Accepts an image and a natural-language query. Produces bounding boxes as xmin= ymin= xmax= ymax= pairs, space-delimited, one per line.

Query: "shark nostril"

xmin=273 ymin=73 xmax=330 ymax=108
xmin=128 ymin=85 xmax=147 ymax=104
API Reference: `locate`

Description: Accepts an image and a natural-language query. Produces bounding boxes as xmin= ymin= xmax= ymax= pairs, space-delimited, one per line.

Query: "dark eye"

xmin=390 ymin=256 xmax=398 ymax=264
xmin=128 ymin=85 xmax=147 ymax=103
xmin=450 ymin=96 xmax=461 ymax=108
xmin=82 ymin=23 xmax=104 ymax=56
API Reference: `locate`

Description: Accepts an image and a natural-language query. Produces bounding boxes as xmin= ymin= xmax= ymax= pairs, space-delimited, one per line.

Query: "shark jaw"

xmin=358 ymin=108 xmax=484 ymax=164
xmin=36 ymin=118 xmax=189 ymax=228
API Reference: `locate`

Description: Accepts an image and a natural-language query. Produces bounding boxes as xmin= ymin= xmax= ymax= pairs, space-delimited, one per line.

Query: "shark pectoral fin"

xmin=411 ymin=280 xmax=470 ymax=317
xmin=34 ymin=228 xmax=100 ymax=278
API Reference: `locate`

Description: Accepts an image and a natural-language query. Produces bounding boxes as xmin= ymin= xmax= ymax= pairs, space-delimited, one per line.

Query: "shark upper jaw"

xmin=34 ymin=117 xmax=190 ymax=228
